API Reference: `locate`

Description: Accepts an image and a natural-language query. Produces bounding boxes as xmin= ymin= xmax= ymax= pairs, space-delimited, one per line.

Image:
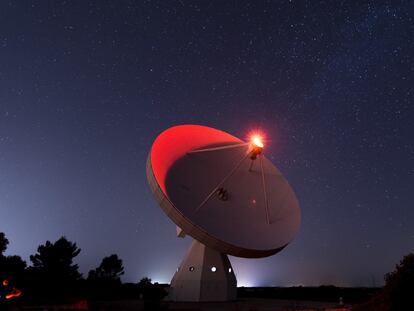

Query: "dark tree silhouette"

xmin=383 ymin=253 xmax=414 ymax=311
xmin=0 ymin=232 xmax=9 ymax=256
xmin=352 ymin=253 xmax=414 ymax=311
xmin=138 ymin=277 xmax=152 ymax=288
xmin=29 ymin=236 xmax=81 ymax=282
xmin=137 ymin=277 xmax=167 ymax=311
xmin=86 ymin=254 xmax=125 ymax=299
xmin=0 ymin=232 xmax=26 ymax=281
xmin=0 ymin=255 xmax=27 ymax=279
xmin=88 ymin=254 xmax=124 ymax=282
xmin=27 ymin=236 xmax=82 ymax=302
xmin=0 ymin=233 xmax=26 ymax=307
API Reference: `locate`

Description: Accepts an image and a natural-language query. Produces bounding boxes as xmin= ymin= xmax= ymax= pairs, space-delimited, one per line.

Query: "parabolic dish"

xmin=147 ymin=124 xmax=301 ymax=258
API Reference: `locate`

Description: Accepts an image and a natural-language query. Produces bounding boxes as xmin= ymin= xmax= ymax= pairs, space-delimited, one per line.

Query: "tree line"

xmin=1 ymin=231 xmax=412 ymax=310
xmin=0 ymin=232 xmax=165 ymax=306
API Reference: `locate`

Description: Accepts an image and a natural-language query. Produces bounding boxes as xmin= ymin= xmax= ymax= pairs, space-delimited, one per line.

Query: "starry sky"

xmin=0 ymin=1 xmax=413 ymax=287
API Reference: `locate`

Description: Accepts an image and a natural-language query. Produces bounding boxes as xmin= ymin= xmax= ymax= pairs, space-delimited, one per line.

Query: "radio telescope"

xmin=147 ymin=124 xmax=300 ymax=301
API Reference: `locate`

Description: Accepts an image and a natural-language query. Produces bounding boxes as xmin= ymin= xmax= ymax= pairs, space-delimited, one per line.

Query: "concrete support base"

xmin=169 ymin=240 xmax=237 ymax=301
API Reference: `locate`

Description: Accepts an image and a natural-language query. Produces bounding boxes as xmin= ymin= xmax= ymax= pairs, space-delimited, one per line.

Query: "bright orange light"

xmin=5 ymin=288 xmax=21 ymax=300
xmin=251 ymin=135 xmax=264 ymax=148
xmin=2 ymin=279 xmax=22 ymax=300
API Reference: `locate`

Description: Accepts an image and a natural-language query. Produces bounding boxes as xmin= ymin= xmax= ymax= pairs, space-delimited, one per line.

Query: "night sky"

xmin=1 ymin=1 xmax=413 ymax=287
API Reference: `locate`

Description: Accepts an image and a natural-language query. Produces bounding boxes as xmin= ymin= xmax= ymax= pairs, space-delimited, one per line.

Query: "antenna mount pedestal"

xmin=169 ymin=240 xmax=237 ymax=301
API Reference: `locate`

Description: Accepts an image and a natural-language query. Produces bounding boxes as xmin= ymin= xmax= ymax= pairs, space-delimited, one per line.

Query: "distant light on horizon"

xmin=148 ymin=274 xmax=170 ymax=284
xmin=236 ymin=276 xmax=259 ymax=288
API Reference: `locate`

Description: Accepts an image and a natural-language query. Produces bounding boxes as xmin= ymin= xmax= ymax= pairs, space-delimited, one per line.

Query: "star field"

xmin=0 ymin=1 xmax=413 ymax=286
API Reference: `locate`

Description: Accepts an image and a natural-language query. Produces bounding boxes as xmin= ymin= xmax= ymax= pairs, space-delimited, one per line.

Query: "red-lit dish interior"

xmin=150 ymin=124 xmax=242 ymax=195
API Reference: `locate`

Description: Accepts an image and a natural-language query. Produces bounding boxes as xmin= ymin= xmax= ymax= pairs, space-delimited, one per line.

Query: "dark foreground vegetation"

xmin=0 ymin=233 xmax=167 ymax=310
xmin=239 ymin=285 xmax=380 ymax=304
xmin=0 ymin=232 xmax=413 ymax=310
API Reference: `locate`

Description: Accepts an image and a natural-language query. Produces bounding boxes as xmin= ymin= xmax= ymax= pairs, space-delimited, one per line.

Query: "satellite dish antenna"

xmin=147 ymin=124 xmax=300 ymax=301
